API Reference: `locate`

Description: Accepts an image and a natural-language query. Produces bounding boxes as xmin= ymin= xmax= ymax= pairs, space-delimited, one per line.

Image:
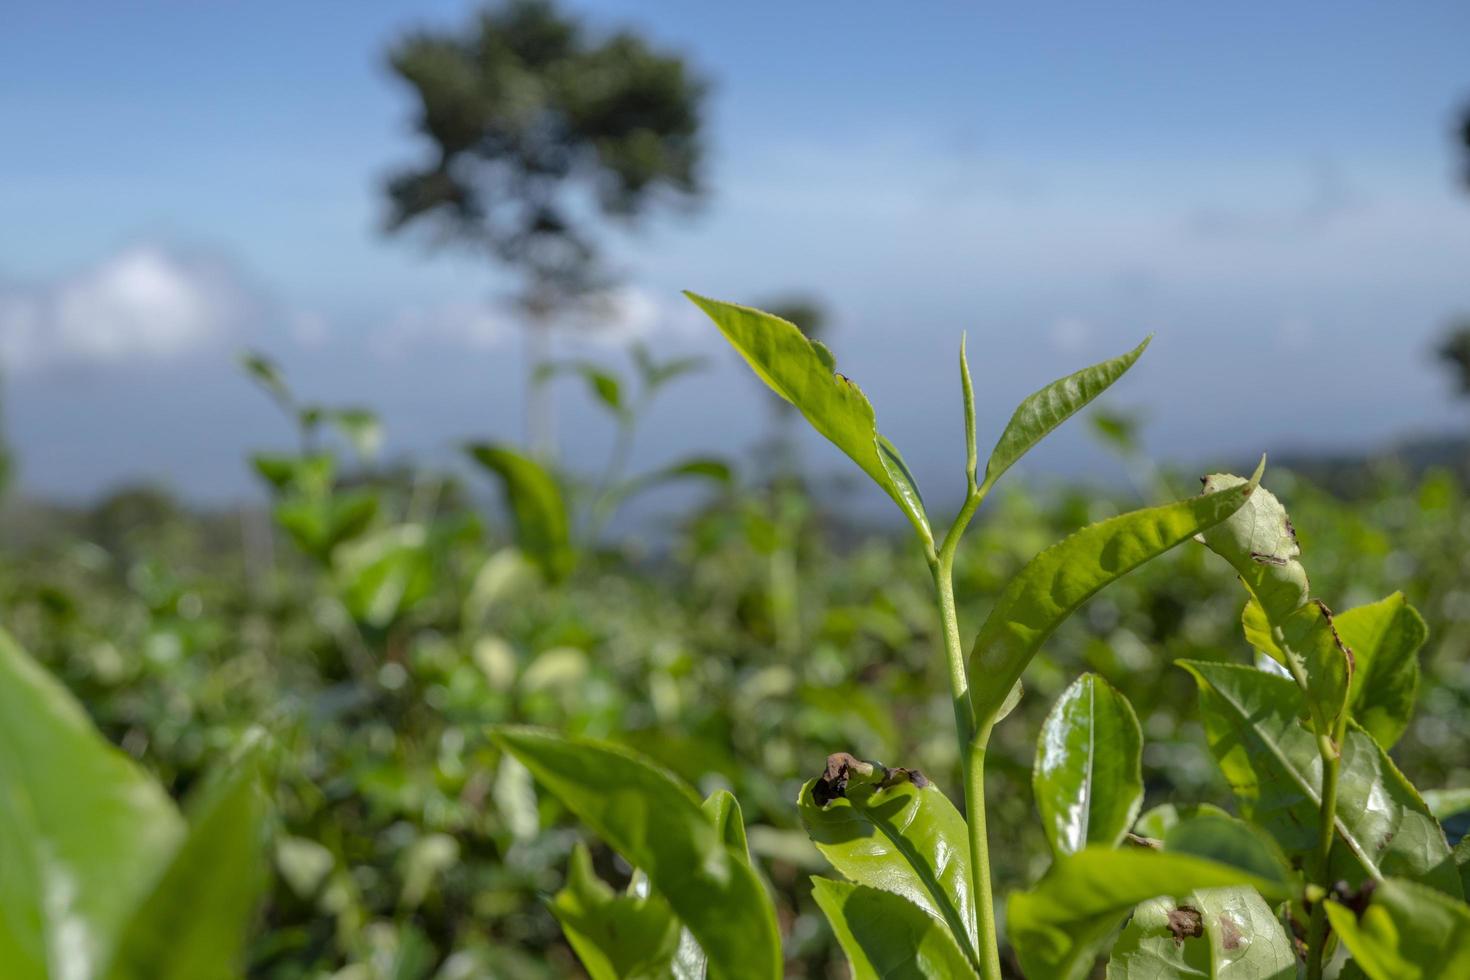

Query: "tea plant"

xmin=495 ymin=295 xmax=1470 ymax=978
xmin=0 ymin=630 xmax=270 ymax=980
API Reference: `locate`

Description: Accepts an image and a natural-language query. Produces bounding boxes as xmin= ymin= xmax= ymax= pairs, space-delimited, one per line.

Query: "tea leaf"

xmin=968 ymin=467 xmax=1261 ymax=725
xmin=1008 ymin=847 xmax=1289 ymax=980
xmin=811 ymin=878 xmax=978 ymax=979
xmin=1335 ymin=592 xmax=1427 ymax=749
xmin=685 ymin=293 xmax=932 ymax=548
xmin=1106 ymin=886 xmax=1296 ymax=979
xmin=104 ymin=739 xmax=273 ymax=980
xmin=1424 ymin=788 xmax=1470 ymax=820
xmin=1161 ymin=814 xmax=1293 ymax=890
xmin=1033 ymin=673 xmax=1143 ymax=857
xmin=799 ymin=755 xmax=976 ymax=960
xmin=466 ymin=443 xmax=574 ymax=582
xmin=982 ymin=338 xmax=1150 ymax=492
xmin=1199 ymin=475 xmax=1349 ymax=730
xmin=548 ymin=843 xmax=681 ymax=980
xmin=1181 ymin=662 xmax=1460 ymax=897
xmin=493 ymin=727 xmax=781 ymax=980
xmin=1325 ymin=878 xmax=1470 ymax=979
xmin=0 ymin=630 xmax=185 ymax=980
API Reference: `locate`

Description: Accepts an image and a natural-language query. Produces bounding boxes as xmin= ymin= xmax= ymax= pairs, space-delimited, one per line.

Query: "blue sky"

xmin=3 ymin=1 xmax=1470 ymax=506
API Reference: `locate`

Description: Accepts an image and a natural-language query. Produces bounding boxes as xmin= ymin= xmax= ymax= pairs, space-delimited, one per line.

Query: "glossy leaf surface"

xmin=968 ymin=468 xmax=1260 ymax=724
xmin=548 ymin=843 xmax=680 ymax=980
xmin=811 ymin=878 xmax=977 ymax=979
xmin=1182 ymin=662 xmax=1459 ymax=897
xmin=103 ymin=739 xmax=273 ymax=980
xmin=685 ymin=293 xmax=931 ymax=546
xmin=1106 ymin=886 xmax=1296 ymax=979
xmin=1033 ymin=673 xmax=1143 ymax=856
xmin=1008 ymin=847 xmax=1289 ymax=980
xmin=493 ymin=727 xmax=781 ymax=980
xmin=982 ymin=337 xmax=1149 ymax=491
xmin=466 ymin=443 xmax=574 ymax=581
xmin=0 ymin=630 xmax=185 ymax=980
xmin=798 ymin=757 xmax=975 ymax=958
xmin=1335 ymin=592 xmax=1427 ymax=749
xmin=1325 ymin=877 xmax=1470 ymax=979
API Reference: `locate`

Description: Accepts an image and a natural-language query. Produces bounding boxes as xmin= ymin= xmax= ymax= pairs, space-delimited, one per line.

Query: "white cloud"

xmin=367 ymin=285 xmax=701 ymax=358
xmin=369 ymin=301 xmax=514 ymax=358
xmin=0 ymin=245 xmax=250 ymax=372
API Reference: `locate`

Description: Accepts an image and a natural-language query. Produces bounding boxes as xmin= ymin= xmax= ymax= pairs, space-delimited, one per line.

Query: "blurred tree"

xmin=384 ymin=0 xmax=708 ymax=456
xmin=0 ymin=371 xmax=12 ymax=499
xmin=1459 ymin=102 xmax=1470 ymax=188
xmin=1436 ymin=319 xmax=1470 ymax=397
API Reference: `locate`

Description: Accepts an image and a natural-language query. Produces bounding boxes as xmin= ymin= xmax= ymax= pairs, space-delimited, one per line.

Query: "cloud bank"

xmin=0 ymin=245 xmax=253 ymax=373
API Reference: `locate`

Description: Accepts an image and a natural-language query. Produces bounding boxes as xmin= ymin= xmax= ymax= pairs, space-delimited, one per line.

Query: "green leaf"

xmin=982 ymin=337 xmax=1150 ymax=491
xmin=811 ymin=878 xmax=978 ymax=979
xmin=1325 ymin=878 xmax=1470 ymax=979
xmin=1424 ymin=788 xmax=1470 ymax=820
xmin=548 ymin=843 xmax=680 ymax=980
xmin=1334 ymin=593 xmax=1427 ymax=749
xmin=1008 ymin=847 xmax=1290 ymax=980
xmin=466 ymin=443 xmax=575 ymax=582
xmin=1106 ymin=886 xmax=1297 ymax=979
xmin=103 ymin=738 xmax=273 ymax=980
xmin=1181 ymin=662 xmax=1460 ymax=897
xmin=1454 ymin=835 xmax=1470 ymax=898
xmin=703 ymin=790 xmax=752 ymax=864
xmin=1161 ymin=814 xmax=1294 ymax=891
xmin=798 ymin=754 xmax=976 ymax=962
xmin=328 ymin=408 xmax=383 ymax=460
xmin=685 ymin=293 xmax=932 ymax=548
xmin=0 ymin=630 xmax=185 ymax=980
xmin=1033 ymin=673 xmax=1143 ymax=857
xmin=1132 ymin=803 xmax=1232 ymax=841
xmin=615 ymin=456 xmax=734 ymax=506
xmin=492 ymin=727 xmax=781 ymax=980
xmin=537 ymin=361 xmax=627 ymax=416
xmin=1199 ymin=475 xmax=1349 ymax=730
xmin=968 ymin=466 xmax=1261 ymax=725
xmin=239 ymin=350 xmax=291 ymax=406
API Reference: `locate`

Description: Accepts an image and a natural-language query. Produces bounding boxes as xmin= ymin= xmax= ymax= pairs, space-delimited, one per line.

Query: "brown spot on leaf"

xmin=1167 ymin=906 xmax=1204 ymax=945
xmin=1314 ymin=600 xmax=1355 ymax=673
xmin=1217 ymin=914 xmax=1245 ymax=950
xmin=813 ymin=752 xmax=863 ymax=806
xmin=879 ymin=766 xmax=930 ymax=791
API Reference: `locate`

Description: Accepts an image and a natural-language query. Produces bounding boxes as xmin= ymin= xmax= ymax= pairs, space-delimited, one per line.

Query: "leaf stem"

xmin=1305 ymin=726 xmax=1344 ymax=980
xmin=931 ymin=490 xmax=1001 ymax=980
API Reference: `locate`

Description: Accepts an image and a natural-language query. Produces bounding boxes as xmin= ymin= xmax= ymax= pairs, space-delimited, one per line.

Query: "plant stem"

xmin=1305 ymin=729 xmax=1343 ymax=980
xmin=932 ymin=485 xmax=1001 ymax=980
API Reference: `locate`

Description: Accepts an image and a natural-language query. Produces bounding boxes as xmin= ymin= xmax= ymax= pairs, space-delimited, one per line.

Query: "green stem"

xmin=932 ymin=482 xmax=1001 ymax=980
xmin=1306 ymin=729 xmax=1343 ymax=980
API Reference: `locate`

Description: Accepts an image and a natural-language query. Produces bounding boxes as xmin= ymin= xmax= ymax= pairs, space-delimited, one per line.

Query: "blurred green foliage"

xmin=1 ymin=367 xmax=1468 ymax=975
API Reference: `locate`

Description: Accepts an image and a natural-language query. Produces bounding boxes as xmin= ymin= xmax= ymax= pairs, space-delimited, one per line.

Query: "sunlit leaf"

xmin=685 ymin=292 xmax=932 ymax=547
xmin=1325 ymin=877 xmax=1470 ymax=979
xmin=492 ymin=727 xmax=781 ymax=980
xmin=548 ymin=842 xmax=680 ymax=980
xmin=1033 ymin=673 xmax=1143 ymax=857
xmin=0 ymin=630 xmax=185 ymax=980
xmin=1334 ymin=592 xmax=1427 ymax=749
xmin=982 ymin=337 xmax=1150 ymax=491
xmin=798 ymin=754 xmax=976 ymax=961
xmin=1181 ymin=661 xmax=1460 ymax=897
xmin=1008 ymin=847 xmax=1289 ymax=980
xmin=1424 ymin=788 xmax=1470 ymax=821
xmin=968 ymin=466 xmax=1261 ymax=725
xmin=466 ymin=443 xmax=574 ymax=582
xmin=104 ymin=737 xmax=273 ymax=980
xmin=1107 ymin=886 xmax=1296 ymax=979
xmin=811 ymin=878 xmax=977 ymax=979
xmin=1199 ymin=475 xmax=1349 ymax=730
